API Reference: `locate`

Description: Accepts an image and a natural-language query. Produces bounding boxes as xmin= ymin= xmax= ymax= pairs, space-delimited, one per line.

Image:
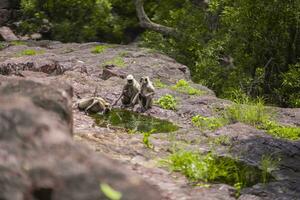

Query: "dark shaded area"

xmin=32 ymin=188 xmax=53 ymax=200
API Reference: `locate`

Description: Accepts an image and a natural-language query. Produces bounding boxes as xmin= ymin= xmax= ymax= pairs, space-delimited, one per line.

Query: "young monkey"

xmin=136 ymin=76 xmax=155 ymax=112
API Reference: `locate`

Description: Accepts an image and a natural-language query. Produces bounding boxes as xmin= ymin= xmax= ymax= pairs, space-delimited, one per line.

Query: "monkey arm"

xmin=112 ymin=93 xmax=123 ymax=106
xmin=112 ymin=86 xmax=127 ymax=106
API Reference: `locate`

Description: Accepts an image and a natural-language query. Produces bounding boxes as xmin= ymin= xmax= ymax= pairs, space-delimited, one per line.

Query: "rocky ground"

xmin=0 ymin=40 xmax=299 ymax=200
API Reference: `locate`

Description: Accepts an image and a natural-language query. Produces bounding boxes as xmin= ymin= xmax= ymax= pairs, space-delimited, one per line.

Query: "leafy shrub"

xmin=192 ymin=115 xmax=228 ymax=131
xmin=171 ymin=79 xmax=204 ymax=95
xmin=156 ymin=94 xmax=177 ymax=110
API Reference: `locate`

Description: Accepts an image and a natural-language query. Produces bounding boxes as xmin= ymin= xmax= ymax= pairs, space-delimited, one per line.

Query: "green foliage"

xmin=210 ymin=135 xmax=231 ymax=146
xmin=100 ymin=183 xmax=122 ymax=200
xmin=260 ymin=120 xmax=300 ymax=140
xmin=260 ymin=155 xmax=280 ymax=184
xmin=0 ymin=42 xmax=5 ymax=50
xmin=141 ymin=0 xmax=300 ymax=107
xmin=156 ymin=94 xmax=177 ymax=110
xmin=164 ymin=150 xmax=270 ymax=192
xmin=91 ymin=45 xmax=109 ymax=54
xmin=171 ymin=79 xmax=204 ymax=95
xmin=20 ymin=0 xmax=114 ymax=42
xmin=153 ymin=79 xmax=167 ymax=89
xmin=142 ymin=129 xmax=155 ymax=149
xmin=224 ymin=92 xmax=300 ymax=140
xmin=280 ymin=63 xmax=300 ymax=107
xmin=192 ymin=115 xmax=228 ymax=131
xmin=18 ymin=49 xmax=44 ymax=56
xmin=225 ymin=100 xmax=270 ymax=126
xmin=103 ymin=56 xmax=125 ymax=68
xmin=10 ymin=41 xmax=27 ymax=46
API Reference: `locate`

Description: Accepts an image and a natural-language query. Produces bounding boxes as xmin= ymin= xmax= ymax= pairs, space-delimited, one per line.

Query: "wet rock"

xmin=0 ymin=80 xmax=161 ymax=200
xmin=0 ymin=26 xmax=18 ymax=41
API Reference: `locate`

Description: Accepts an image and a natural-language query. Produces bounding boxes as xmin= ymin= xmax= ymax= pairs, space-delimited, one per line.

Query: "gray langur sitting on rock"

xmin=113 ymin=74 xmax=140 ymax=108
xmin=78 ymin=97 xmax=111 ymax=114
xmin=134 ymin=76 xmax=155 ymax=112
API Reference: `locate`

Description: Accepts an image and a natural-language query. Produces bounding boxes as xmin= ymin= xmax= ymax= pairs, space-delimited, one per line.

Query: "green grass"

xmin=163 ymin=150 xmax=271 ymax=194
xmin=10 ymin=41 xmax=26 ymax=46
xmin=260 ymin=120 xmax=300 ymax=140
xmin=189 ymin=90 xmax=300 ymax=140
xmin=171 ymin=79 xmax=204 ymax=95
xmin=155 ymin=94 xmax=177 ymax=110
xmin=225 ymin=99 xmax=270 ymax=126
xmin=0 ymin=42 xmax=5 ymax=50
xmin=260 ymin=155 xmax=280 ymax=184
xmin=17 ymin=49 xmax=44 ymax=56
xmin=103 ymin=56 xmax=125 ymax=68
xmin=142 ymin=129 xmax=155 ymax=149
xmin=91 ymin=45 xmax=109 ymax=54
xmin=192 ymin=115 xmax=228 ymax=131
xmin=153 ymin=79 xmax=167 ymax=89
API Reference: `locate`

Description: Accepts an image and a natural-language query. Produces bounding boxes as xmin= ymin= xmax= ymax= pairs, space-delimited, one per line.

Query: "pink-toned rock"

xmin=0 ymin=26 xmax=18 ymax=41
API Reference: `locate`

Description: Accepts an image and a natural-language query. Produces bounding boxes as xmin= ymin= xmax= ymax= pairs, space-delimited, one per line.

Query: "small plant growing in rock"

xmin=142 ymin=129 xmax=155 ymax=149
xmin=18 ymin=49 xmax=44 ymax=56
xmin=156 ymin=94 xmax=177 ymax=110
xmin=91 ymin=45 xmax=109 ymax=54
xmin=192 ymin=115 xmax=228 ymax=131
xmin=260 ymin=155 xmax=280 ymax=184
xmin=172 ymin=79 xmax=204 ymax=95
xmin=103 ymin=56 xmax=125 ymax=68
xmin=153 ymin=79 xmax=167 ymax=89
xmin=10 ymin=41 xmax=26 ymax=46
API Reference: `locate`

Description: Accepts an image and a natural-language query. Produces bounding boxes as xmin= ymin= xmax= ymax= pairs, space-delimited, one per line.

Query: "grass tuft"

xmin=192 ymin=115 xmax=228 ymax=131
xmin=91 ymin=45 xmax=109 ymax=54
xmin=172 ymin=79 xmax=204 ymax=95
xmin=103 ymin=56 xmax=125 ymax=68
xmin=18 ymin=49 xmax=44 ymax=56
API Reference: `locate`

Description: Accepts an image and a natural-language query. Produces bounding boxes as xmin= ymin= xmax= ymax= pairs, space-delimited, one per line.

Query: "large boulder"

xmin=0 ymin=78 xmax=161 ymax=200
xmin=0 ymin=26 xmax=18 ymax=41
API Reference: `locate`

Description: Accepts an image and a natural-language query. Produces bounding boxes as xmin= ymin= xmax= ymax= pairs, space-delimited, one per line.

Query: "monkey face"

xmin=127 ymin=79 xmax=133 ymax=85
xmin=140 ymin=76 xmax=149 ymax=86
xmin=126 ymin=74 xmax=134 ymax=85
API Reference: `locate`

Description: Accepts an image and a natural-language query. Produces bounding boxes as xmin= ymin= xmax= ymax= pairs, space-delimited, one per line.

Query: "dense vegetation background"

xmin=17 ymin=0 xmax=300 ymax=107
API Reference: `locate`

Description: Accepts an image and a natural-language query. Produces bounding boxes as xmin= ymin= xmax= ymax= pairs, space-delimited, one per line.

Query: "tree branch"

xmin=134 ymin=0 xmax=178 ymax=37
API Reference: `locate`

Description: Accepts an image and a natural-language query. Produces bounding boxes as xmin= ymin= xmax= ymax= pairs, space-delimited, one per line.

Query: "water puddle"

xmin=92 ymin=109 xmax=179 ymax=133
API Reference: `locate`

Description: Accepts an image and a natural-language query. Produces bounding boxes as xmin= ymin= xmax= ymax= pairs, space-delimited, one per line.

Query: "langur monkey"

xmin=112 ymin=74 xmax=140 ymax=108
xmin=78 ymin=97 xmax=111 ymax=114
xmin=136 ymin=76 xmax=155 ymax=112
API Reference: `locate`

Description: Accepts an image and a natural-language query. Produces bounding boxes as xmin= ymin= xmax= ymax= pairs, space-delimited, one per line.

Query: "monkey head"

xmin=103 ymin=102 xmax=111 ymax=113
xmin=140 ymin=76 xmax=150 ymax=86
xmin=126 ymin=74 xmax=134 ymax=85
